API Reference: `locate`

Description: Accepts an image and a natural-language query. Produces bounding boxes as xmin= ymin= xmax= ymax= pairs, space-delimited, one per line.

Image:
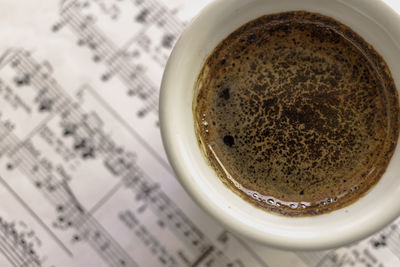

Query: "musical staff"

xmin=52 ymin=0 xmax=185 ymax=123
xmin=0 ymin=49 xmax=138 ymax=267
xmin=101 ymin=131 xmax=256 ymax=266
xmin=0 ymin=49 xmax=267 ymax=267
xmin=119 ymin=210 xmax=180 ymax=267
xmin=0 ymin=216 xmax=41 ymax=267
xmin=296 ymin=218 xmax=400 ymax=267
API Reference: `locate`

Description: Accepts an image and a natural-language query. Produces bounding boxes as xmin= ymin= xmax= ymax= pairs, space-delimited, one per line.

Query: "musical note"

xmin=372 ymin=234 xmax=387 ymax=248
xmin=14 ymin=73 xmax=30 ymax=87
xmin=62 ymin=123 xmax=77 ymax=136
xmin=82 ymin=146 xmax=95 ymax=159
xmin=73 ymin=138 xmax=87 ymax=150
xmin=136 ymin=9 xmax=149 ymax=23
xmin=38 ymin=99 xmax=53 ymax=112
xmin=161 ymin=33 xmax=175 ymax=49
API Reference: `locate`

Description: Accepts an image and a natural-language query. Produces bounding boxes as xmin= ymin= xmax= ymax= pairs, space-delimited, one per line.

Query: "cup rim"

xmin=160 ymin=0 xmax=400 ymax=250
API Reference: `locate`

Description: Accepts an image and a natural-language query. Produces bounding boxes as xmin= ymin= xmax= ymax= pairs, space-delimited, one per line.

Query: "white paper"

xmin=0 ymin=0 xmax=399 ymax=266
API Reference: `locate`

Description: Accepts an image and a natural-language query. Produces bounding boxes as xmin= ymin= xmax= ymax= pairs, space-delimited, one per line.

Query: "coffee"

xmin=194 ymin=11 xmax=400 ymax=216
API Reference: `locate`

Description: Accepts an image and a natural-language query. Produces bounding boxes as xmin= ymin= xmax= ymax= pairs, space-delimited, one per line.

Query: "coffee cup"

xmin=159 ymin=0 xmax=400 ymax=250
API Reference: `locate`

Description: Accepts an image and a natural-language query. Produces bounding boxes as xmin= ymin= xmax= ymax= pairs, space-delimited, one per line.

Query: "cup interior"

xmin=160 ymin=0 xmax=400 ymax=250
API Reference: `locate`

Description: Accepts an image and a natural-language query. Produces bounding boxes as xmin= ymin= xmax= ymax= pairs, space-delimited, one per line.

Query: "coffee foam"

xmin=194 ymin=11 xmax=400 ymax=216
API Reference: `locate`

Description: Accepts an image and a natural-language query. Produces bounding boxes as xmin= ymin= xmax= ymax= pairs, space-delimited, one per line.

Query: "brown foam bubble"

xmin=194 ymin=11 xmax=400 ymax=216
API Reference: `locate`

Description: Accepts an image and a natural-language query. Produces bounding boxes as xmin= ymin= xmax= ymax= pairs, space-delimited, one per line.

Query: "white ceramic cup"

xmin=160 ymin=0 xmax=400 ymax=250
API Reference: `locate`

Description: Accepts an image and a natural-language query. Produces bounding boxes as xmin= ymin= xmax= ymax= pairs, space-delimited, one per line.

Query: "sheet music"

xmin=0 ymin=0 xmax=398 ymax=266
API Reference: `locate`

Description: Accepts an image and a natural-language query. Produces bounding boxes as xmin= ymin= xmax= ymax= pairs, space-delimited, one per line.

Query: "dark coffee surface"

xmin=194 ymin=11 xmax=400 ymax=216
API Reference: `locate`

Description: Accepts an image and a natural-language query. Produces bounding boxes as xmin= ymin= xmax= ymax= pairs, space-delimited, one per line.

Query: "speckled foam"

xmin=194 ymin=11 xmax=400 ymax=216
